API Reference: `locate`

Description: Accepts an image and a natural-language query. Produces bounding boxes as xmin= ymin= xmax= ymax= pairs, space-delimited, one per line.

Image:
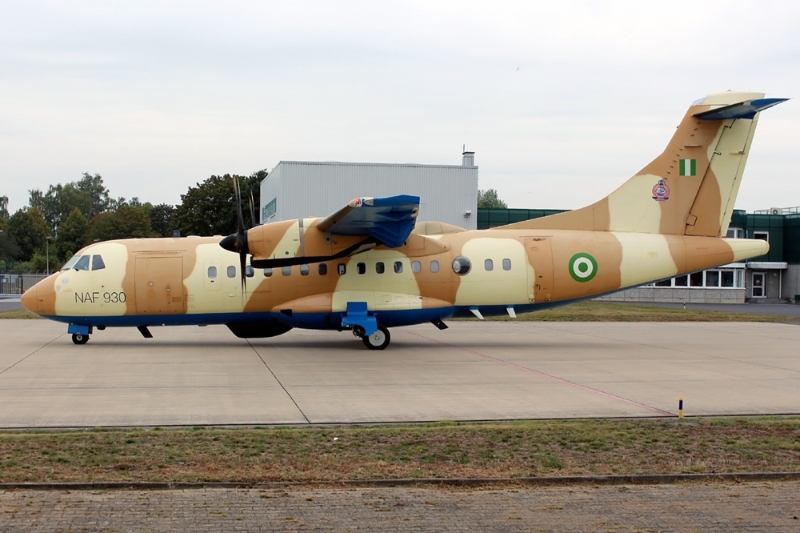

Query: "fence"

xmin=0 ymin=274 xmax=49 ymax=296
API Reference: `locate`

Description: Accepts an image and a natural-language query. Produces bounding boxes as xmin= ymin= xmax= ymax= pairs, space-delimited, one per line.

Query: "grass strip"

xmin=0 ymin=418 xmax=797 ymax=483
xmin=464 ymin=301 xmax=800 ymax=322
xmin=0 ymin=308 xmax=39 ymax=319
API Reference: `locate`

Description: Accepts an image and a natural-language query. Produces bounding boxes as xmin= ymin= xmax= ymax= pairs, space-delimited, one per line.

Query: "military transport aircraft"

xmin=21 ymin=91 xmax=786 ymax=349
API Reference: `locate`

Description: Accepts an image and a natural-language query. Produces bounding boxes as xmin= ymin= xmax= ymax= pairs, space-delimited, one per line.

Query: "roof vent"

xmin=462 ymin=150 xmax=475 ymax=167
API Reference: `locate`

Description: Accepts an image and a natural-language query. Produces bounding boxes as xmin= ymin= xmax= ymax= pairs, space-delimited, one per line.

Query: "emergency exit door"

xmin=524 ymin=237 xmax=554 ymax=303
xmin=135 ymin=256 xmax=184 ymax=314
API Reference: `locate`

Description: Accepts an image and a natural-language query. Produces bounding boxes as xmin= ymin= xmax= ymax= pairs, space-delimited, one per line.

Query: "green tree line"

xmin=1 ymin=171 xmax=263 ymax=273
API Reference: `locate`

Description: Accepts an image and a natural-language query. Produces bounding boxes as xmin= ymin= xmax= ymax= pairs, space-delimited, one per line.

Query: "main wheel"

xmin=362 ymin=325 xmax=390 ymax=350
xmin=71 ymin=333 xmax=89 ymax=345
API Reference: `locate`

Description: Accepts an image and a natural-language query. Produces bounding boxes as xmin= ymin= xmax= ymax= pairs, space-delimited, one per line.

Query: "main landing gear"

xmin=352 ymin=324 xmax=391 ymax=350
xmin=71 ymin=333 xmax=89 ymax=345
xmin=362 ymin=325 xmax=391 ymax=350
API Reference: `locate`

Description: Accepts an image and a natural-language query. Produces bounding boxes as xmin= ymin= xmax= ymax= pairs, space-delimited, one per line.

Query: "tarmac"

xmin=1 ymin=319 xmax=798 ymax=427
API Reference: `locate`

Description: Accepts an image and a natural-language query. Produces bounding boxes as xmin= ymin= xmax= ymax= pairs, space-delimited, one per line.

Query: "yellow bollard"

xmin=678 ymin=397 xmax=684 ymax=418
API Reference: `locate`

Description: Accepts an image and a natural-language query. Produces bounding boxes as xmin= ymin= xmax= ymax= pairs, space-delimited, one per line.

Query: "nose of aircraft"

xmin=20 ymin=285 xmax=37 ymax=314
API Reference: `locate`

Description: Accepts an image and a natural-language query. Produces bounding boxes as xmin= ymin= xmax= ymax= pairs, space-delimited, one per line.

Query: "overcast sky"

xmin=1 ymin=0 xmax=798 ymax=215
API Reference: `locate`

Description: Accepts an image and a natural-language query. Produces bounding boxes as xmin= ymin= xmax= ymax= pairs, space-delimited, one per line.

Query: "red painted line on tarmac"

xmin=403 ymin=330 xmax=673 ymax=417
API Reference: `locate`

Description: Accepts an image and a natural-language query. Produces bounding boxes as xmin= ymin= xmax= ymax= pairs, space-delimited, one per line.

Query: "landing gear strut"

xmin=71 ymin=333 xmax=89 ymax=345
xmin=362 ymin=325 xmax=391 ymax=350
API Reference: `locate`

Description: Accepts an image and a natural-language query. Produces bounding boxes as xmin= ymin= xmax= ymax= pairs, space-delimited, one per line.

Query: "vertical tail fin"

xmin=502 ymin=92 xmax=787 ymax=236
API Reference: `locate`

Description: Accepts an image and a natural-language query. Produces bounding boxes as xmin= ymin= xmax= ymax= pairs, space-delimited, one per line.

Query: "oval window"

xmin=452 ymin=256 xmax=471 ymax=275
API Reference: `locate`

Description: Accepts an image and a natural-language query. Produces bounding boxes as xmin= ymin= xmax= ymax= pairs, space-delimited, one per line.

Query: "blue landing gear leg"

xmin=68 ymin=324 xmax=92 ymax=345
xmin=341 ymin=302 xmax=390 ymax=350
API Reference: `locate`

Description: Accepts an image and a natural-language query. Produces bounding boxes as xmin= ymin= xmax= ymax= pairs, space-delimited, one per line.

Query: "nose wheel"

xmin=71 ymin=333 xmax=89 ymax=345
xmin=362 ymin=325 xmax=391 ymax=350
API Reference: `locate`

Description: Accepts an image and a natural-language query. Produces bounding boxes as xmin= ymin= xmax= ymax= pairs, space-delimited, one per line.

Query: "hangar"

xmin=259 ymin=151 xmax=479 ymax=230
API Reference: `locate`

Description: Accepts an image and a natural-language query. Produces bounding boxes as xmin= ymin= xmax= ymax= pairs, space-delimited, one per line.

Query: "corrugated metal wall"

xmin=260 ymin=161 xmax=478 ymax=229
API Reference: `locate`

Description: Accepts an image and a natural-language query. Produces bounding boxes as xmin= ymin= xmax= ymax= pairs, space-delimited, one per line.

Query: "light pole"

xmin=46 ymin=236 xmax=52 ymax=275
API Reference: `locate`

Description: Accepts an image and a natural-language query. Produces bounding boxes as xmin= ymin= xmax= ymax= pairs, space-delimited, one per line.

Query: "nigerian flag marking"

xmin=680 ymin=159 xmax=696 ymax=176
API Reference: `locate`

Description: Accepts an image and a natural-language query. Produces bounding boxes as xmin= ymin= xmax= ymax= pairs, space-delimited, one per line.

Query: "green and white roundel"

xmin=568 ymin=253 xmax=598 ymax=282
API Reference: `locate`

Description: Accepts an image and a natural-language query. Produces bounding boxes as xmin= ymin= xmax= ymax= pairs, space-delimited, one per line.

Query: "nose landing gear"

xmin=71 ymin=333 xmax=89 ymax=345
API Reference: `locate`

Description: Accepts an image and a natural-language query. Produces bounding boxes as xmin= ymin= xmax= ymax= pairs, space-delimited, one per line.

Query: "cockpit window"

xmin=74 ymin=255 xmax=90 ymax=271
xmin=91 ymin=255 xmax=106 ymax=271
xmin=61 ymin=255 xmax=80 ymax=270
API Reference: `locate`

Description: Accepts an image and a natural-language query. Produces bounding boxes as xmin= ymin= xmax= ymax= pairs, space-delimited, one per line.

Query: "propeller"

xmin=219 ymin=176 xmax=250 ymax=293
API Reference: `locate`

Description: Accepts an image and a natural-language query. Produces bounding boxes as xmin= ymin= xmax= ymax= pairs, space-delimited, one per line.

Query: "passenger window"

xmin=74 ymin=255 xmax=90 ymax=271
xmin=503 ymin=258 xmax=511 ymax=271
xmin=245 ymin=265 xmax=254 ymax=278
xmin=412 ymin=261 xmax=421 ymax=273
xmin=300 ymin=264 xmax=309 ymax=276
xmin=208 ymin=266 xmax=217 ymax=279
xmin=338 ymin=264 xmax=346 ymax=275
xmin=357 ymin=262 xmax=366 ymax=275
xmin=263 ymin=268 xmax=273 ymax=277
xmin=318 ymin=263 xmax=328 ymax=275
xmin=227 ymin=266 xmax=236 ymax=278
xmin=282 ymin=266 xmax=291 ymax=276
xmin=430 ymin=260 xmax=439 ymax=273
xmin=394 ymin=261 xmax=403 ymax=273
xmin=484 ymin=259 xmax=494 ymax=271
xmin=91 ymin=255 xmax=105 ymax=271
xmin=376 ymin=262 xmax=385 ymax=274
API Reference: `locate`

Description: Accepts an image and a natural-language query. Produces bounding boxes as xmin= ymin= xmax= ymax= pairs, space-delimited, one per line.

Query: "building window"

xmin=753 ymin=231 xmax=769 ymax=242
xmin=282 ymin=266 xmax=291 ymax=276
xmin=263 ymin=268 xmax=272 ymax=277
xmin=412 ymin=261 xmax=421 ymax=273
xmin=338 ymin=264 xmax=346 ymax=275
xmin=484 ymin=259 xmax=494 ymax=271
xmin=300 ymin=264 xmax=309 ymax=276
xmin=651 ymin=269 xmax=744 ymax=289
xmin=318 ymin=263 xmax=327 ymax=275
xmin=208 ymin=266 xmax=217 ymax=279
xmin=726 ymin=227 xmax=744 ymax=238
xmin=430 ymin=260 xmax=439 ymax=273
xmin=376 ymin=262 xmax=385 ymax=274
xmin=502 ymin=258 xmax=511 ymax=271
xmin=357 ymin=262 xmax=366 ymax=274
xmin=227 ymin=266 xmax=236 ymax=278
xmin=394 ymin=261 xmax=403 ymax=273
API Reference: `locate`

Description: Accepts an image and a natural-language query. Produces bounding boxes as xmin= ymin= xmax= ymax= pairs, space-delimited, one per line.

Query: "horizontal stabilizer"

xmin=317 ymin=195 xmax=420 ymax=248
xmin=694 ymin=98 xmax=788 ymax=120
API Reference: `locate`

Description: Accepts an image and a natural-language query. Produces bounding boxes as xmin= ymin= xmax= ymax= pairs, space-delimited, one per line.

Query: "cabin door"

xmin=135 ymin=256 xmax=185 ymax=314
xmin=524 ymin=237 xmax=554 ymax=303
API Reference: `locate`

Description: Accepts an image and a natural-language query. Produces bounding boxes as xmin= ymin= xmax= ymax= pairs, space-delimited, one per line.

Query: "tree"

xmin=0 ymin=216 xmax=19 ymax=264
xmin=29 ymin=182 xmax=92 ymax=236
xmin=87 ymin=205 xmax=152 ymax=243
xmin=56 ymin=208 xmax=89 ymax=259
xmin=149 ymin=204 xmax=176 ymax=237
xmin=8 ymin=207 xmax=49 ymax=261
xmin=477 ymin=188 xmax=508 ymax=209
xmin=173 ymin=171 xmax=263 ymax=237
xmin=76 ymin=173 xmax=111 ymax=218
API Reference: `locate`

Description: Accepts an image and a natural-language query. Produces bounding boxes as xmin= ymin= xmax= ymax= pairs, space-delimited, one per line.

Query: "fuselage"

xmin=22 ymin=227 xmax=768 ymax=333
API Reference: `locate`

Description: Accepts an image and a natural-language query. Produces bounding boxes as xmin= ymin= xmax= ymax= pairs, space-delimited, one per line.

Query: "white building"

xmin=260 ymin=152 xmax=479 ymax=230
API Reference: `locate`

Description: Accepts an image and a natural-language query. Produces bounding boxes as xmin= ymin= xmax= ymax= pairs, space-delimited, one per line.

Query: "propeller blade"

xmin=232 ymin=176 xmax=248 ymax=294
xmin=249 ymin=191 xmax=256 ymax=227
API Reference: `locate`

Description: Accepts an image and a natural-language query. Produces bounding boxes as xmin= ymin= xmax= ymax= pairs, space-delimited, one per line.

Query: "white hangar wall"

xmin=260 ymin=154 xmax=479 ymax=230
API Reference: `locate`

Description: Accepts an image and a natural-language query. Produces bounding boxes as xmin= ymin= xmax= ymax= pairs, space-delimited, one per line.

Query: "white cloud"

xmin=1 ymin=0 xmax=798 ymax=213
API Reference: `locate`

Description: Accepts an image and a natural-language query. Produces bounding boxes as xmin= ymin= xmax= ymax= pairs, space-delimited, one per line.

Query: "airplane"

xmin=21 ymin=91 xmax=787 ymax=349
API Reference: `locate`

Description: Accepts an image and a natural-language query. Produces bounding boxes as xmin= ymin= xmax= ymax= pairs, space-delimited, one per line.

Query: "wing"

xmin=316 ymin=195 xmax=420 ymax=248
